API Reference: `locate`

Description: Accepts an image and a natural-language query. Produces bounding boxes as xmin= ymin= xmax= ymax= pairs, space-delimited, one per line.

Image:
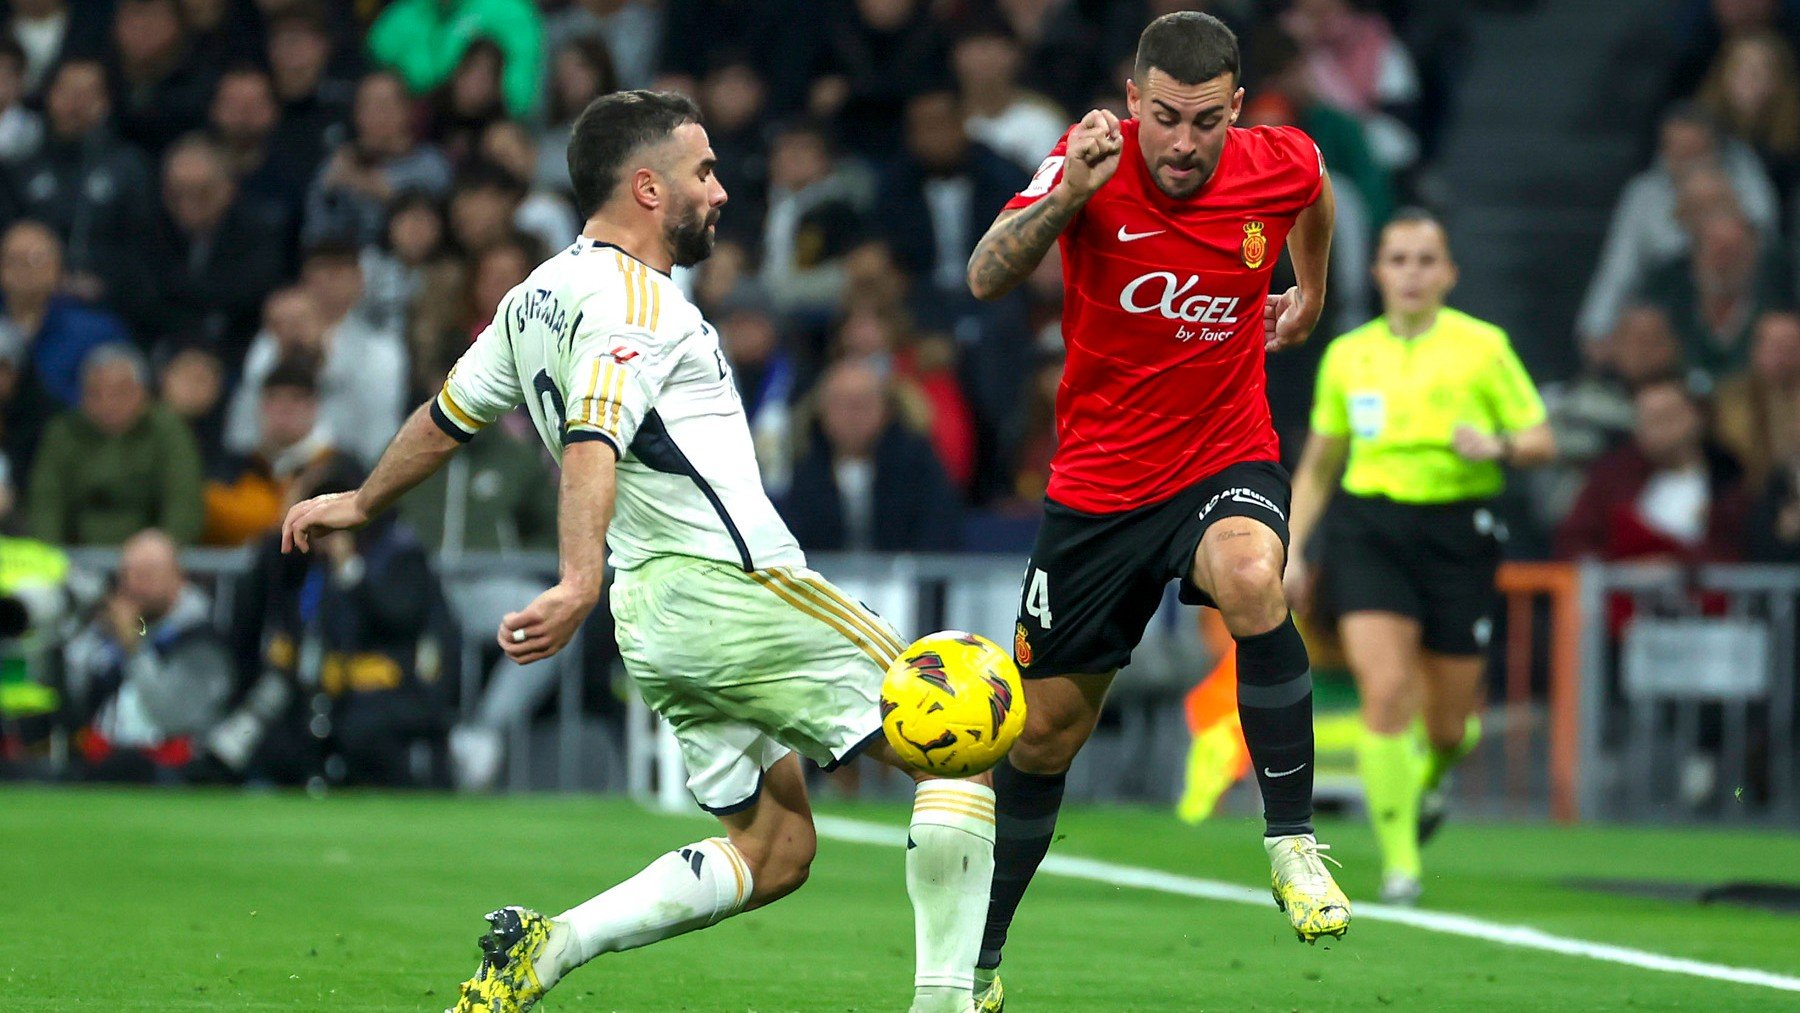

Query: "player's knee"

xmin=1359 ymin=692 xmax=1411 ymax=735
xmin=1425 ymin=718 xmax=1467 ymax=754
xmin=1214 ymin=552 xmax=1287 ymax=631
xmin=1011 ymin=709 xmax=1090 ymax=774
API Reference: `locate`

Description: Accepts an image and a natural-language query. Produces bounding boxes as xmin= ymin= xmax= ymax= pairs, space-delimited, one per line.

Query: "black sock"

xmin=978 ymin=759 xmax=1067 ymax=969
xmin=1235 ymin=614 xmax=1314 ymax=837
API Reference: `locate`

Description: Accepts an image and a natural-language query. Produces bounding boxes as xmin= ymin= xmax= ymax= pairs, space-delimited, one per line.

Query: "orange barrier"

xmin=1495 ymin=562 xmax=1582 ymax=823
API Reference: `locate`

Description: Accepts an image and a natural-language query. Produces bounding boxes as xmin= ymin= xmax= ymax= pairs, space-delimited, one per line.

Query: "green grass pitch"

xmin=4 ymin=786 xmax=1797 ymax=1011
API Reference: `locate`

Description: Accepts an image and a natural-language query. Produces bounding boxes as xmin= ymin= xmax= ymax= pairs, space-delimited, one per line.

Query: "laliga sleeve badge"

xmin=1242 ymin=220 xmax=1267 ymax=269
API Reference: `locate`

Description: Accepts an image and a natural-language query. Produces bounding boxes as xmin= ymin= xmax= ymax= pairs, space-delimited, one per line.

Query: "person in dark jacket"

xmin=216 ymin=462 xmax=455 ymax=788
xmin=10 ymin=57 xmax=154 ymax=292
xmin=875 ymin=89 xmax=1029 ymax=298
xmin=106 ymin=0 xmax=217 ymax=159
xmin=96 ymin=132 xmax=285 ymax=361
xmin=779 ymin=360 xmax=960 ymax=552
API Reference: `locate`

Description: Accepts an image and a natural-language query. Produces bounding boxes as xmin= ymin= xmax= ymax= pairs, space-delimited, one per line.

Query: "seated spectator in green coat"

xmin=26 ymin=343 xmax=203 ymax=545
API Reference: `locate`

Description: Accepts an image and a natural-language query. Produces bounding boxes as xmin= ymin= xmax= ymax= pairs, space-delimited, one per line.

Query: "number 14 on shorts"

xmin=1024 ymin=568 xmax=1053 ymax=629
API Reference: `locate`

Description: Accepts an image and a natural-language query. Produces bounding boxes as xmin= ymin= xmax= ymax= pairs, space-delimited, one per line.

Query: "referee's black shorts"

xmin=1322 ymin=493 xmax=1503 ymax=657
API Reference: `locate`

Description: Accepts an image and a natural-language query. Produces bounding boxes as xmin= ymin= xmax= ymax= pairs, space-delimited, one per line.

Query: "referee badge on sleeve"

xmin=1014 ymin=622 xmax=1033 ymax=668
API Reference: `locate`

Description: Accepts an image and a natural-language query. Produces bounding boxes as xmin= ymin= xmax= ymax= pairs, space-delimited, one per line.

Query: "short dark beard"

xmin=667 ymin=200 xmax=717 ymax=267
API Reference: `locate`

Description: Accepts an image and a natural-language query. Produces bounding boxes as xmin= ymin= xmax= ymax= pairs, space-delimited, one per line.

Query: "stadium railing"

xmin=48 ymin=548 xmax=1798 ymax=826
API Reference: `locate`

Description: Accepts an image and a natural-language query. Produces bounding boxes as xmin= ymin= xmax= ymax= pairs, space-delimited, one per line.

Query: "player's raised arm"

xmin=280 ymin=401 xmax=462 ymax=553
xmin=1264 ymin=168 xmax=1336 ymax=352
xmin=967 ymin=109 xmax=1121 ymax=301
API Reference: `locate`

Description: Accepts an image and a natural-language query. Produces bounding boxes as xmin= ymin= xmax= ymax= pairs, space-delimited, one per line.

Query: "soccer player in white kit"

xmin=281 ymin=90 xmax=996 ymax=1013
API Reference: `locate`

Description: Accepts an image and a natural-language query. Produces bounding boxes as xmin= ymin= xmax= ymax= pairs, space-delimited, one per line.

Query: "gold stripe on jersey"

xmin=607 ymin=356 xmax=627 ymax=432
xmin=635 ymin=260 xmax=651 ymax=328
xmin=617 ymin=252 xmax=637 ymax=325
xmin=750 ymin=571 xmax=890 ymax=670
xmin=647 ymin=273 xmax=661 ymax=330
xmin=437 ymin=385 xmax=481 ymax=432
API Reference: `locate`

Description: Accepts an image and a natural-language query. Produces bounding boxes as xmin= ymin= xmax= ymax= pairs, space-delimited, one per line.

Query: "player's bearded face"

xmin=1130 ymin=70 xmax=1241 ymax=199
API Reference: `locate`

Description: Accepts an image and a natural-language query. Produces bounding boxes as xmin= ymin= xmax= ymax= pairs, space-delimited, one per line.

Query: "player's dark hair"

xmin=1134 ymin=11 xmax=1239 ymax=86
xmin=567 ymin=89 xmax=702 ymax=219
xmin=1377 ymin=206 xmax=1452 ymax=256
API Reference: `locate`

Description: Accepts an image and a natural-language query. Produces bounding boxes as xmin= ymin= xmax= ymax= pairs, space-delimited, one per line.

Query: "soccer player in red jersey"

xmin=966 ymin=12 xmax=1348 ymax=1003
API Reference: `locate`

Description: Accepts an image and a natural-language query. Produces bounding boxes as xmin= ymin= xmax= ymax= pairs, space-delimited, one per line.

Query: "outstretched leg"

xmin=449 ymin=754 xmax=816 ymax=1012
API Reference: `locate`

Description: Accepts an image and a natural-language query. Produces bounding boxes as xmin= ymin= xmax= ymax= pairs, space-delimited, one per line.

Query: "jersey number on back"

xmin=533 ymin=370 xmax=567 ymax=428
xmin=1024 ymin=568 xmax=1053 ymax=630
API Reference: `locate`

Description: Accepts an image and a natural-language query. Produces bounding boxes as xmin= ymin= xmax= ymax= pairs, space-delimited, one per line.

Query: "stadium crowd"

xmin=5 ymin=0 xmax=1791 ymax=789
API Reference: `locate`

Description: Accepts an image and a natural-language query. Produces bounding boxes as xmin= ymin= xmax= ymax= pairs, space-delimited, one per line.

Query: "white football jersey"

xmin=432 ymin=239 xmax=806 ymax=572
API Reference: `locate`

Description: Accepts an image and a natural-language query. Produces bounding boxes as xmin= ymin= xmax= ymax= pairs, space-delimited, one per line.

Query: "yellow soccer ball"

xmin=880 ymin=631 xmax=1027 ymax=778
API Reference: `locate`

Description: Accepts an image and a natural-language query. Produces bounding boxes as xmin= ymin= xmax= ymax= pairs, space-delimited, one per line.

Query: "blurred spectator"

xmin=27 ymin=343 xmax=204 ymax=546
xmin=209 ymin=64 xmax=317 ymax=239
xmin=759 ymin=119 xmax=871 ymax=316
xmin=1638 ymin=208 xmax=1793 ymax=378
xmin=534 ymin=37 xmax=616 ymax=194
xmin=780 ymin=360 xmax=961 ymax=552
xmin=479 ymin=120 xmax=579 ymax=253
xmin=12 ymin=57 xmax=154 ymax=292
xmin=429 ymin=38 xmax=508 ymax=165
xmin=1532 ymin=305 xmax=1690 ymax=533
xmin=1555 ymin=376 xmax=1748 ymax=562
xmin=6 ymin=0 xmax=111 ymax=99
xmin=447 ymin=160 xmax=530 ymax=257
xmin=108 ymin=0 xmax=216 ymax=158
xmin=265 ymin=5 xmax=355 ymax=168
xmin=1667 ymin=0 xmax=1800 ymax=103
xmin=361 ymin=191 xmax=450 ymax=339
xmin=1280 ymin=0 xmax=1421 ymax=171
xmin=0 ymin=221 xmax=130 ymax=464
xmin=178 ymin=0 xmax=262 ymax=75
xmin=994 ymin=0 xmax=1110 ymax=117
xmin=543 ymin=0 xmax=661 ymax=91
xmin=97 ymin=133 xmax=285 ymax=360
xmin=0 ymin=37 xmax=44 ymax=164
xmin=832 ymin=300 xmax=976 ymax=490
xmin=698 ymin=60 xmax=771 ymax=245
xmin=811 ymin=0 xmax=951 ymax=155
xmin=410 ymin=234 xmax=536 ymax=397
xmin=157 ymin=343 xmax=227 ymax=467
xmin=657 ymin=0 xmax=808 ymax=114
xmin=304 ymin=70 xmax=452 ymax=247
xmin=1699 ymin=29 xmax=1800 ymax=197
xmin=1714 ymin=308 xmax=1800 ymax=488
xmin=951 ymin=19 xmax=1067 ymax=175
xmin=878 ymin=90 xmax=1028 ymax=296
xmin=398 ymin=416 xmax=556 ymax=555
xmin=468 ymin=235 xmax=536 ymax=330
xmin=227 ymin=248 xmax=407 ymax=467
xmin=1579 ymin=104 xmax=1779 ymax=343
xmin=368 ymin=0 xmax=543 ymax=119
xmin=62 ymin=529 xmax=232 ymax=782
xmin=716 ymin=290 xmax=798 ymax=496
xmin=223 ymin=468 xmax=455 ymax=788
xmin=204 ymin=356 xmax=343 ymax=547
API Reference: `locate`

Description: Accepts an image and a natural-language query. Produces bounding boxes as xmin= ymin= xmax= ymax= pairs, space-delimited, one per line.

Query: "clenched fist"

xmin=1061 ymin=108 xmax=1123 ymax=199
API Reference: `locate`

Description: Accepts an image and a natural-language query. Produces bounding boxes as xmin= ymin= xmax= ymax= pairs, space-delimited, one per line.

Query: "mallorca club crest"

xmin=1014 ymin=622 xmax=1033 ymax=668
xmin=1241 ymin=220 xmax=1267 ymax=269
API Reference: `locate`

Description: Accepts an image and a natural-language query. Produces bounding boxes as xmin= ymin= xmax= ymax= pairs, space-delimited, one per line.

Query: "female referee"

xmin=1285 ymin=209 xmax=1555 ymax=905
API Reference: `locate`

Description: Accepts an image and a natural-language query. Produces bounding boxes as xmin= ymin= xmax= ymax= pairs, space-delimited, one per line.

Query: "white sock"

xmin=907 ymin=780 xmax=996 ymax=1008
xmin=544 ymin=837 xmax=753 ymax=988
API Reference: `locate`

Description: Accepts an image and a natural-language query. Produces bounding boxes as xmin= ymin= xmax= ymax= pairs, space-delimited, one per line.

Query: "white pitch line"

xmin=812 ymin=815 xmax=1800 ymax=995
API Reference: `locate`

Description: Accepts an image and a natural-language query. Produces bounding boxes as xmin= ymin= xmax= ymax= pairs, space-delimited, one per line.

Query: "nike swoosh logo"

xmin=1117 ymin=226 xmax=1165 ymax=242
xmin=1264 ymin=764 xmax=1307 ymax=778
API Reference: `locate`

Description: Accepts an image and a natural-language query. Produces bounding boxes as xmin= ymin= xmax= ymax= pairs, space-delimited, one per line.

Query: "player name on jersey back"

xmin=433 ymin=239 xmax=805 ymax=572
xmin=1005 ymin=120 xmax=1324 ymax=514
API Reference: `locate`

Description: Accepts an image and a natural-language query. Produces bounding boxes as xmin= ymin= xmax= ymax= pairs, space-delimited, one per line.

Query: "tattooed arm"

xmin=967 ymin=194 xmax=1088 ymax=301
xmin=967 ymin=108 xmax=1123 ymax=301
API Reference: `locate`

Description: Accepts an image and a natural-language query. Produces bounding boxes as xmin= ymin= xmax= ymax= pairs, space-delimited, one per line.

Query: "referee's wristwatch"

xmin=1495 ymin=432 xmax=1515 ymax=465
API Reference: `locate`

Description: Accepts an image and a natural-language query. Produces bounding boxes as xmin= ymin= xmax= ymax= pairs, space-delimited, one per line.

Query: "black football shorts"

xmin=1011 ymin=460 xmax=1291 ymax=677
xmin=1321 ymin=493 xmax=1502 ymax=656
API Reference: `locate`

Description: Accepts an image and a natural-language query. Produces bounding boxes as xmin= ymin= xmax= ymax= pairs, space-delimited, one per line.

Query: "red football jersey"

xmin=1007 ymin=119 xmax=1324 ymax=513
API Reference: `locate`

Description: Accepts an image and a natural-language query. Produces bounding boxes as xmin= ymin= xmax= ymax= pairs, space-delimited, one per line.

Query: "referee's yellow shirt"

xmin=1310 ymin=307 xmax=1546 ymax=504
